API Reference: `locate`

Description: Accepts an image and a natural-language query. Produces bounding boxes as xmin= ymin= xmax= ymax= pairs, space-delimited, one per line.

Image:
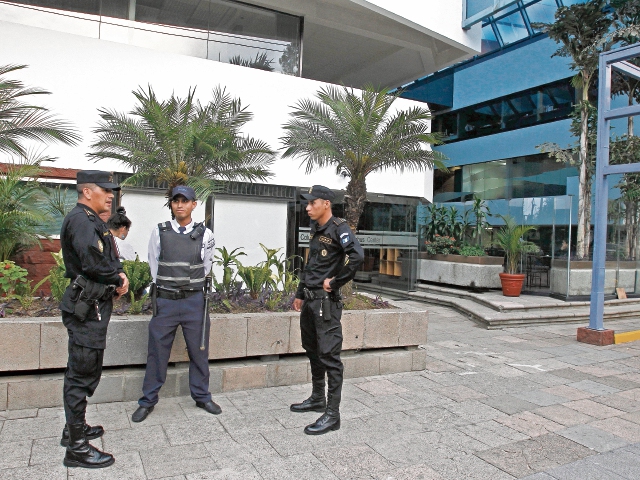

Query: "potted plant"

xmin=494 ymin=215 xmax=536 ymax=297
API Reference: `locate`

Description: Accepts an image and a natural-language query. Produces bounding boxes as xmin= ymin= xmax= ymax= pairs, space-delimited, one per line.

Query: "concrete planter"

xmin=550 ymin=259 xmax=638 ymax=297
xmin=0 ymin=307 xmax=428 ymax=410
xmin=418 ymin=255 xmax=503 ymax=289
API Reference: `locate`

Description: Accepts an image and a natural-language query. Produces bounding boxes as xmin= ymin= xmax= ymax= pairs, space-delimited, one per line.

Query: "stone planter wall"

xmin=550 ymin=260 xmax=638 ymax=296
xmin=418 ymin=256 xmax=503 ymax=289
xmin=0 ymin=308 xmax=428 ymax=410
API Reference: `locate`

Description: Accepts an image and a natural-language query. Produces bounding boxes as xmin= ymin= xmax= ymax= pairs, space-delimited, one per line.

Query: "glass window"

xmin=525 ymin=0 xmax=558 ymax=32
xmin=560 ymin=0 xmax=587 ymax=6
xmin=481 ymin=23 xmax=501 ymax=54
xmin=466 ymin=0 xmax=493 ymax=18
xmin=463 ymin=160 xmax=509 ymax=200
xmin=101 ymin=0 xmax=129 ymax=19
xmin=494 ymin=10 xmax=529 ymax=45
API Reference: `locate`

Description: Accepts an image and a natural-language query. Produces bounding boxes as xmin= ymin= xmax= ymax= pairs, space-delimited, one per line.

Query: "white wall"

xmin=360 ymin=0 xmax=481 ymax=53
xmin=116 ymin=190 xmax=287 ymax=277
xmin=0 ymin=20 xmax=435 ymax=199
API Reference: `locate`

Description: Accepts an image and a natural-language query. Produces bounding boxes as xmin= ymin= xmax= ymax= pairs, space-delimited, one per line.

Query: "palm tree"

xmin=0 ymin=159 xmax=48 ymax=261
xmin=533 ymin=1 xmax=615 ymax=259
xmin=0 ymin=64 xmax=80 ymax=260
xmin=88 ymin=86 xmax=275 ymax=200
xmin=0 ymin=64 xmax=80 ymax=157
xmin=280 ymin=85 xmax=447 ymax=231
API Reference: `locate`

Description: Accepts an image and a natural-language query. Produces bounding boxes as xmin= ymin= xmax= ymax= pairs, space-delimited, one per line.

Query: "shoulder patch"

xmin=333 ymin=217 xmax=346 ymax=225
xmin=341 ymin=233 xmax=351 ymax=245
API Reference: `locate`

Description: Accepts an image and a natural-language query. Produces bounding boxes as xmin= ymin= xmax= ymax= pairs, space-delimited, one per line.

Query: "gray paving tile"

xmin=475 ymin=433 xmax=593 ymax=478
xmin=495 ymin=411 xmax=564 ymax=437
xmin=0 ymin=416 xmax=61 ymax=442
xmin=0 ymin=439 xmax=31 ymax=469
xmin=216 ymin=411 xmax=285 ymax=435
xmin=314 ymin=444 xmax=395 ymax=479
xmin=185 ymin=463 xmax=262 ymax=479
xmin=582 ymin=448 xmax=640 ymax=479
xmin=0 ymin=463 xmax=67 ymax=480
xmin=519 ymin=473 xmax=557 ymax=480
xmin=429 ymin=450 xmax=517 ymax=480
xmin=514 ymin=390 xmax=567 ymax=407
xmin=29 ymin=436 xmax=62 ymax=466
xmin=444 ymin=400 xmax=507 ymax=426
xmin=562 ymin=399 xmax=625 ymax=419
xmin=102 ymin=424 xmax=170 ymax=454
xmin=551 ymin=368 xmax=599 ymax=382
xmin=557 ymin=425 xmax=629 ymax=452
xmin=479 ymin=394 xmax=539 ymax=415
xmin=544 ymin=458 xmax=627 ymax=480
xmin=203 ymin=433 xmax=279 ymax=468
xmin=372 ymin=463 xmax=445 ymax=479
xmin=533 ymin=405 xmax=595 ymax=427
xmin=252 ymin=452 xmax=339 ymax=480
xmin=589 ymin=417 xmax=640 ymax=443
xmin=591 ymin=393 xmax=640 ymax=413
xmin=139 ymin=443 xmax=217 ymax=479
xmin=457 ymin=420 xmax=529 ymax=447
xmin=369 ymin=431 xmax=456 ymax=465
xmin=163 ymin=417 xmax=226 ymax=446
xmin=568 ymin=380 xmax=621 ymax=396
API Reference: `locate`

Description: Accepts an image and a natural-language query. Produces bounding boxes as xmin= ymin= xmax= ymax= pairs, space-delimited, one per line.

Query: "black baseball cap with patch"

xmin=171 ymin=185 xmax=197 ymax=201
xmin=76 ymin=170 xmax=121 ymax=190
xmin=301 ymin=185 xmax=335 ymax=201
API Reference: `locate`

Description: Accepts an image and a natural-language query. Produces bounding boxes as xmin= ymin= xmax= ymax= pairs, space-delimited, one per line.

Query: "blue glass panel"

xmin=466 ymin=0 xmax=493 ymax=18
xmin=525 ymin=0 xmax=558 ymax=32
xmin=481 ymin=23 xmax=501 ymax=54
xmin=495 ymin=10 xmax=529 ymax=45
xmin=560 ymin=0 xmax=587 ymax=5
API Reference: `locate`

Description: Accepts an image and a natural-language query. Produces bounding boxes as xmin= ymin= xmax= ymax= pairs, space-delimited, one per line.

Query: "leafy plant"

xmin=122 ymin=256 xmax=152 ymax=314
xmin=424 ymin=235 xmax=458 ymax=255
xmin=470 ymin=195 xmax=491 ymax=246
xmin=48 ymin=250 xmax=69 ymax=302
xmin=88 ymin=86 xmax=275 ymax=203
xmin=236 ymin=264 xmax=272 ymax=299
xmin=212 ymin=246 xmax=246 ymax=298
xmin=458 ymin=244 xmax=486 ymax=257
xmin=15 ymin=276 xmax=48 ymax=310
xmin=0 ymin=260 xmax=28 ymax=298
xmin=229 ymin=52 xmax=275 ymax=72
xmin=494 ymin=215 xmax=536 ymax=275
xmin=281 ymin=85 xmax=447 ymax=231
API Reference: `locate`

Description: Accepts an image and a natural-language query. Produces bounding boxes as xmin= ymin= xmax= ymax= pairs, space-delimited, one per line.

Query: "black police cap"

xmin=77 ymin=170 xmax=121 ymax=190
xmin=301 ymin=185 xmax=335 ymax=201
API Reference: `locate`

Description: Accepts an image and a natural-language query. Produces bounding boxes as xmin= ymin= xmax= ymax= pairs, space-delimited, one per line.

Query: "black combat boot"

xmin=290 ymin=381 xmax=326 ymax=413
xmin=303 ymin=393 xmax=340 ymax=435
xmin=63 ymin=423 xmax=115 ymax=469
xmin=60 ymin=423 xmax=105 ymax=447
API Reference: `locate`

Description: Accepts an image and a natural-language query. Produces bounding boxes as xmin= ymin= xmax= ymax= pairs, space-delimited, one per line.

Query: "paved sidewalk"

xmin=1 ymin=302 xmax=640 ymax=479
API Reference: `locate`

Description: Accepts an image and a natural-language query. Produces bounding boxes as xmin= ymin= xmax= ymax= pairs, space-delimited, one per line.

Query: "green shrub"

xmin=0 ymin=260 xmax=28 ymax=298
xmin=458 ymin=244 xmax=486 ymax=257
xmin=122 ymin=257 xmax=152 ymax=314
xmin=424 ymin=235 xmax=458 ymax=255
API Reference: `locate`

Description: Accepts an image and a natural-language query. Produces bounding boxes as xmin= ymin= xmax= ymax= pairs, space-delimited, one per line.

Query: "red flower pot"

xmin=499 ymin=273 xmax=525 ymax=297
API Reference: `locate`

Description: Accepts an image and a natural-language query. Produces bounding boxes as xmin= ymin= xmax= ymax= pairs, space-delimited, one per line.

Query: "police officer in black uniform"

xmin=59 ymin=170 xmax=129 ymax=468
xmin=291 ymin=185 xmax=364 ymax=435
xmin=131 ymin=185 xmax=220 ymax=423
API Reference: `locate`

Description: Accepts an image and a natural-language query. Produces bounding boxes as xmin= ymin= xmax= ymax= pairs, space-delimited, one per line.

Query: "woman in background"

xmin=107 ymin=207 xmax=136 ymax=261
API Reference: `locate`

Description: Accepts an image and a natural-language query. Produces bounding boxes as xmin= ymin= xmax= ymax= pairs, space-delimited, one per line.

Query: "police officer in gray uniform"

xmin=131 ymin=186 xmax=220 ymax=422
xmin=291 ymin=185 xmax=364 ymax=435
xmin=60 ymin=170 xmax=129 ymax=468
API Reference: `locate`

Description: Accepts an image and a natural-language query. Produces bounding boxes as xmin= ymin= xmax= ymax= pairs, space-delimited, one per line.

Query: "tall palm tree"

xmin=280 ymin=85 xmax=447 ymax=231
xmin=88 ymin=86 xmax=275 ymax=200
xmin=534 ymin=1 xmax=615 ymax=258
xmin=0 ymin=64 xmax=80 ymax=157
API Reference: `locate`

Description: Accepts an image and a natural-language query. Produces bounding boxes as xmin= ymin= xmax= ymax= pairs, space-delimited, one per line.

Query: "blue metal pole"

xmin=589 ymin=56 xmax=612 ymax=331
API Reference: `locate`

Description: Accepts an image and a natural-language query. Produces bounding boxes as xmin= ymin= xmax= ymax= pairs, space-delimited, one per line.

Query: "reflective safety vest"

xmin=156 ymin=222 xmax=206 ymax=290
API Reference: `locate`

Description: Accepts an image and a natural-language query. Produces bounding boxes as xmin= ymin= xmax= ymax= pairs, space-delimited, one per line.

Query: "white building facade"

xmin=0 ymin=0 xmax=480 ymax=276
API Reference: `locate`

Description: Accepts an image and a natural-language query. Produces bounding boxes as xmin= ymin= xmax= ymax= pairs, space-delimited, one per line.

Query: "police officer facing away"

xmin=291 ymin=185 xmax=364 ymax=435
xmin=60 ymin=170 xmax=129 ymax=468
xmin=132 ymin=185 xmax=220 ymax=423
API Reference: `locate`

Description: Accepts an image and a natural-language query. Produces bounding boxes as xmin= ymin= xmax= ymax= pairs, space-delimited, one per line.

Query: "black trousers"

xmin=139 ymin=291 xmax=211 ymax=407
xmin=300 ymin=297 xmax=344 ymax=400
xmin=63 ymin=333 xmax=104 ymax=425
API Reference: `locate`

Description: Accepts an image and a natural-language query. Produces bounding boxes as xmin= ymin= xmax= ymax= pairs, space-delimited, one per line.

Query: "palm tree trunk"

xmin=345 ymin=178 xmax=367 ymax=232
xmin=576 ymin=79 xmax=590 ymax=259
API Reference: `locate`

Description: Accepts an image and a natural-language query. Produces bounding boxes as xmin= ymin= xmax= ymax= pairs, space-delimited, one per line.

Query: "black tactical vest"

xmin=156 ymin=222 xmax=206 ymax=290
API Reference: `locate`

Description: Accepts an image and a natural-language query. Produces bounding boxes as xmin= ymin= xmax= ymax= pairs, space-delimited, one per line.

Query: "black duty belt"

xmin=303 ymin=287 xmax=341 ymax=302
xmin=156 ymin=287 xmax=202 ymax=300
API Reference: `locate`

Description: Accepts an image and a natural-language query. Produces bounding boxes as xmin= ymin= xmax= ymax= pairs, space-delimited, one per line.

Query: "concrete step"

xmin=366 ymin=286 xmax=640 ymax=329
